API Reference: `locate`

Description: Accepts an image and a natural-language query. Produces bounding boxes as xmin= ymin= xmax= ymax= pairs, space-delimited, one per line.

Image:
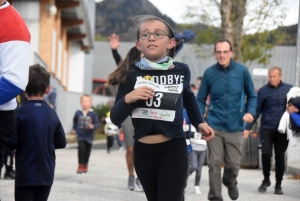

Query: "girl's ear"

xmin=167 ymin=38 xmax=176 ymax=50
xmin=136 ymin=41 xmax=142 ymax=51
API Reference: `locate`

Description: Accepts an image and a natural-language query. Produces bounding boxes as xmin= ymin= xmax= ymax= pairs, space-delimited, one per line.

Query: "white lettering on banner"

xmin=174 ymin=75 xmax=180 ymax=84
xmin=132 ymin=108 xmax=176 ymax=122
xmin=168 ymin=75 xmax=173 ymax=84
xmin=151 ymin=75 xmax=185 ymax=85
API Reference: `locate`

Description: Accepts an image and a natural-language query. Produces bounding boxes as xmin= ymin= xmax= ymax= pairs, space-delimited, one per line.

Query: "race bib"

xmin=132 ymin=77 xmax=183 ymax=122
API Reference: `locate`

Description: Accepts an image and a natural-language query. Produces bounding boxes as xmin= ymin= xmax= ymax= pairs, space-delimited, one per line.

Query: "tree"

xmin=186 ymin=0 xmax=288 ymax=65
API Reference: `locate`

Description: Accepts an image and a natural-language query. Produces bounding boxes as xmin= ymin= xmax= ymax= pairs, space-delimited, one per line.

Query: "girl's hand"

xmin=198 ymin=122 xmax=215 ymax=142
xmin=124 ymin=86 xmax=154 ymax=104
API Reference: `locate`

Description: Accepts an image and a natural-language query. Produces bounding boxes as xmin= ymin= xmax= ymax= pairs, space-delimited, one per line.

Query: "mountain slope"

xmin=95 ymin=0 xmax=176 ymax=40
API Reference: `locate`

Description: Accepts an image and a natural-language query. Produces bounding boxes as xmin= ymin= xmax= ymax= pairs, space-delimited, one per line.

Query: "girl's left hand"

xmin=198 ymin=122 xmax=215 ymax=142
xmin=89 ymin=124 xmax=94 ymax=129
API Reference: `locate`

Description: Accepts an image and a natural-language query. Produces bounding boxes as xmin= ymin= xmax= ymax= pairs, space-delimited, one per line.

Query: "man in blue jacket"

xmin=244 ymin=66 xmax=292 ymax=195
xmin=197 ymin=39 xmax=257 ymax=201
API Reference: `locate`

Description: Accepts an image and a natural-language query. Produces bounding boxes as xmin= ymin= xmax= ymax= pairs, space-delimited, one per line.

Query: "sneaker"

xmin=4 ymin=171 xmax=15 ymax=179
xmin=118 ymin=146 xmax=124 ymax=151
xmin=258 ymin=180 xmax=271 ymax=192
xmin=77 ymin=164 xmax=84 ymax=174
xmin=135 ymin=178 xmax=143 ymax=192
xmin=274 ymin=186 xmax=283 ymax=194
xmin=194 ymin=186 xmax=202 ymax=194
xmin=228 ymin=186 xmax=239 ymax=200
xmin=127 ymin=176 xmax=135 ymax=190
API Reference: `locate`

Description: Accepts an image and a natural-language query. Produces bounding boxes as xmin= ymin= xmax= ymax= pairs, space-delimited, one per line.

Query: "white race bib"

xmin=132 ymin=77 xmax=183 ymax=122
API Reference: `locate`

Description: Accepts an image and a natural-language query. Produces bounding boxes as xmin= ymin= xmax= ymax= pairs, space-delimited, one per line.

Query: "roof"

xmin=58 ymin=0 xmax=95 ymax=50
xmin=93 ymin=41 xmax=297 ymax=89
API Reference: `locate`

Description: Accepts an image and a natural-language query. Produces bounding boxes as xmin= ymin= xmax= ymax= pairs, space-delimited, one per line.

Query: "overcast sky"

xmin=148 ymin=0 xmax=299 ymax=27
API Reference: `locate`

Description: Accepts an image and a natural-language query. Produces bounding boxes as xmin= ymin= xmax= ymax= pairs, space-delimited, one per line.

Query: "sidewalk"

xmin=1 ymin=141 xmax=300 ymax=201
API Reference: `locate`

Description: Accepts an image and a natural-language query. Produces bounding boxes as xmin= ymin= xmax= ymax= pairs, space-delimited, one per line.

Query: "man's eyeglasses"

xmin=139 ymin=30 xmax=169 ymax=40
xmin=215 ymin=51 xmax=231 ymax=55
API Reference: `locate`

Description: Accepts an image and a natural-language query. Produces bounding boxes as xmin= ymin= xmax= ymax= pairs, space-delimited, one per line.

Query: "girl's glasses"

xmin=139 ymin=30 xmax=169 ymax=40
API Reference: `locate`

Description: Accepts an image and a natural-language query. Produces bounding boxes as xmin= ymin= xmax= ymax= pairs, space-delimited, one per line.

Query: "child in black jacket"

xmin=8 ymin=64 xmax=66 ymax=201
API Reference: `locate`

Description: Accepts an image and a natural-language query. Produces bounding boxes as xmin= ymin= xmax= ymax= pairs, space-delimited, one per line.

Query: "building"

xmin=11 ymin=0 xmax=113 ymax=133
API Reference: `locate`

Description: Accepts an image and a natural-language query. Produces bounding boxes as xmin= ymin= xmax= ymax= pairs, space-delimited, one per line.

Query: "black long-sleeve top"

xmin=111 ymin=49 xmax=122 ymax=65
xmin=110 ymin=62 xmax=205 ymax=141
xmin=7 ymin=100 xmax=66 ymax=187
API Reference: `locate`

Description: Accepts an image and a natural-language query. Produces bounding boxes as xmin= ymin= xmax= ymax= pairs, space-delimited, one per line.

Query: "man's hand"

xmin=89 ymin=124 xmax=94 ymax=129
xmin=109 ymin=33 xmax=120 ymax=50
xmin=243 ymin=130 xmax=251 ymax=138
xmin=243 ymin=113 xmax=254 ymax=123
xmin=71 ymin=130 xmax=76 ymax=134
xmin=287 ymin=103 xmax=299 ymax=114
xmin=198 ymin=122 xmax=215 ymax=142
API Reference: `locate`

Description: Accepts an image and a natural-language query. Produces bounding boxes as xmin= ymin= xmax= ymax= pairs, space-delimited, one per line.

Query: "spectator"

xmin=44 ymin=85 xmax=57 ymax=111
xmin=197 ymin=38 xmax=257 ymax=201
xmin=0 ymin=0 xmax=30 ymax=173
xmin=244 ymin=66 xmax=292 ymax=195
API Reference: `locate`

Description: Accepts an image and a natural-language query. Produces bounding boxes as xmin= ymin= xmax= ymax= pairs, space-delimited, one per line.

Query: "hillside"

xmin=276 ymin=24 xmax=297 ymax=46
xmin=95 ymin=0 xmax=297 ymax=45
xmin=95 ymin=0 xmax=177 ymax=40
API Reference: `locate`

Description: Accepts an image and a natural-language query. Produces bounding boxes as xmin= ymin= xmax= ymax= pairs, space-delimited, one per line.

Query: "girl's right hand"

xmin=124 ymin=86 xmax=154 ymax=104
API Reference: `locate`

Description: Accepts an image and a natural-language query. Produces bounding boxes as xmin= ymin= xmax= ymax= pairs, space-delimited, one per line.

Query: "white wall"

xmin=14 ymin=1 xmax=40 ymax=55
xmin=288 ymin=139 xmax=300 ymax=163
xmin=68 ymin=43 xmax=85 ymax=93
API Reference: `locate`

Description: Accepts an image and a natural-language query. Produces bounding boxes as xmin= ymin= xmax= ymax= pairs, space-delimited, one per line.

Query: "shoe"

xmin=258 ymin=180 xmax=271 ymax=192
xmin=135 ymin=178 xmax=143 ymax=192
xmin=274 ymin=186 xmax=283 ymax=194
xmin=4 ymin=171 xmax=15 ymax=179
xmin=83 ymin=164 xmax=88 ymax=173
xmin=228 ymin=186 xmax=239 ymax=200
xmin=118 ymin=146 xmax=124 ymax=151
xmin=194 ymin=186 xmax=202 ymax=194
xmin=127 ymin=176 xmax=135 ymax=190
xmin=77 ymin=164 xmax=84 ymax=174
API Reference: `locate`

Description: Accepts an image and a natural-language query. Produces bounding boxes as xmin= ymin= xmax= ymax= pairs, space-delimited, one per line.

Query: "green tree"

xmin=186 ymin=0 xmax=288 ymax=64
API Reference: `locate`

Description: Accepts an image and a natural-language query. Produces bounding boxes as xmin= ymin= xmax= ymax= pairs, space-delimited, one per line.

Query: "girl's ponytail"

xmin=106 ymin=46 xmax=141 ymax=86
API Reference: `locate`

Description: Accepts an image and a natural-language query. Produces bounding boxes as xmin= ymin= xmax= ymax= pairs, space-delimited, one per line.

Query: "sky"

xmin=148 ymin=0 xmax=299 ymax=27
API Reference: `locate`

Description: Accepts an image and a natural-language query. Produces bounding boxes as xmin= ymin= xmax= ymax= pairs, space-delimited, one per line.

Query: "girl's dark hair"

xmin=26 ymin=64 xmax=50 ymax=96
xmin=106 ymin=15 xmax=175 ymax=86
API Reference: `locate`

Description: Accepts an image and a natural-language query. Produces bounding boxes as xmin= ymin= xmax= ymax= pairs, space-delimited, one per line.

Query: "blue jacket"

xmin=73 ymin=109 xmax=99 ymax=144
xmin=197 ymin=60 xmax=257 ymax=132
xmin=246 ymin=81 xmax=292 ymax=131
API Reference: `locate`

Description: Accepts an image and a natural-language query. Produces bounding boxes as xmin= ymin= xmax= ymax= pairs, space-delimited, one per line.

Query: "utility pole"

xmin=295 ymin=1 xmax=300 ymax=86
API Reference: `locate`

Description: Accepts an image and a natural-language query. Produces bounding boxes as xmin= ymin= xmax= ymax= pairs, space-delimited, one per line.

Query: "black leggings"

xmin=3 ymin=145 xmax=14 ymax=172
xmin=0 ymin=110 xmax=15 ymax=170
xmin=134 ymin=138 xmax=188 ymax=201
xmin=15 ymin=185 xmax=52 ymax=201
xmin=78 ymin=140 xmax=92 ymax=164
